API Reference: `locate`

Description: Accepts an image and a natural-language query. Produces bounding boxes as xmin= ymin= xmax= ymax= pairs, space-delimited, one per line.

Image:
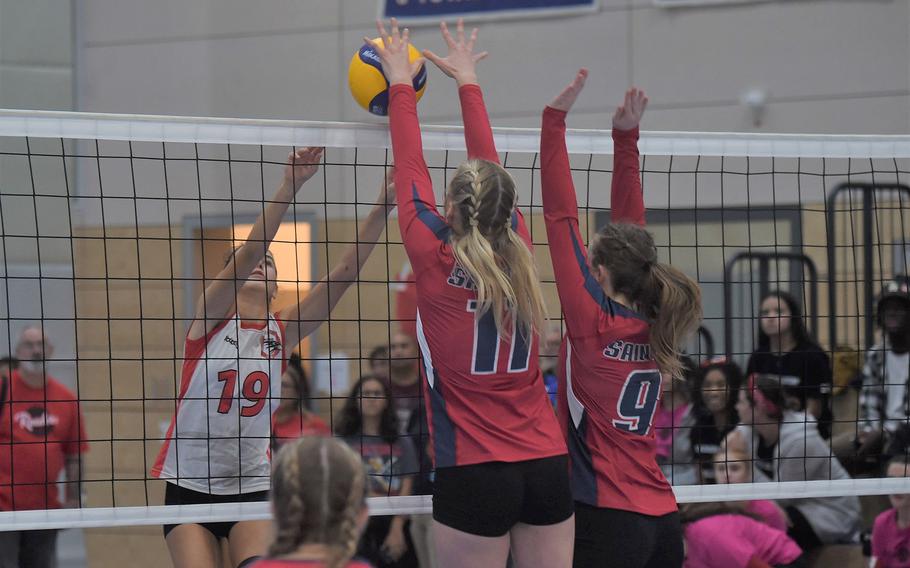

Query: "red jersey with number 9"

xmin=541 ymin=106 xmax=677 ymax=516
xmin=388 ymin=83 xmax=566 ymax=468
xmin=152 ymin=314 xmax=285 ymax=494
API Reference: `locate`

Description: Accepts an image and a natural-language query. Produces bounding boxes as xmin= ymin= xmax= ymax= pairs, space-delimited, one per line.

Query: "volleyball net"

xmin=1 ymin=108 xmax=910 ymax=531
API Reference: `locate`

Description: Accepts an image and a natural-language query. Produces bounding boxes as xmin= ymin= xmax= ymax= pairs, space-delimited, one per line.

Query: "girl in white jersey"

xmin=153 ymin=147 xmax=396 ymax=568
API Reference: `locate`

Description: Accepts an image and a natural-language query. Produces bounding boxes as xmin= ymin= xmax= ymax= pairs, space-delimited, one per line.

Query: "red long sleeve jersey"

xmin=388 ymin=84 xmax=566 ymax=468
xmin=541 ymin=107 xmax=677 ymax=516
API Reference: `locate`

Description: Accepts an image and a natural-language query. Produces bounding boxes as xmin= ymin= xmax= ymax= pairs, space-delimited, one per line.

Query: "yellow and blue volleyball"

xmin=348 ymin=38 xmax=427 ymax=116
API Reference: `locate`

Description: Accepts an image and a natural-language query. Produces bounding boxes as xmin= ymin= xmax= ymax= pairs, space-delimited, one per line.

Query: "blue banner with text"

xmin=383 ymin=0 xmax=597 ymax=20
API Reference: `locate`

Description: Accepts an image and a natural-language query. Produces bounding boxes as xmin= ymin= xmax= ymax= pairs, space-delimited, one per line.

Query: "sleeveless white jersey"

xmin=153 ymin=313 xmax=285 ymax=494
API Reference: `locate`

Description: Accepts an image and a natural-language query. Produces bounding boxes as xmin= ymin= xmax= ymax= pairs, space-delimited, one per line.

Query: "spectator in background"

xmin=731 ymin=374 xmax=860 ymax=552
xmin=386 ymin=332 xmax=435 ymax=568
xmin=539 ymin=321 xmax=563 ymax=408
xmin=655 ymin=356 xmax=699 ymax=485
xmin=0 ymin=326 xmax=88 ymax=568
xmin=857 ymin=276 xmax=910 ymax=463
xmin=336 ymin=376 xmax=418 ymax=568
xmin=271 ymin=353 xmax=329 ymax=453
xmin=388 ymin=332 xmax=422 ymax=435
xmin=871 ymin=455 xmax=910 ymax=568
xmin=389 ymin=329 xmax=439 ymax=567
xmin=691 ymin=359 xmax=743 ymax=483
xmin=747 ymin=291 xmax=833 ymax=439
xmin=370 ymin=344 xmax=392 ymax=383
xmin=680 ymin=502 xmax=804 ymax=568
xmin=0 ymin=356 xmax=18 ymax=381
xmin=713 ymin=445 xmax=788 ymax=532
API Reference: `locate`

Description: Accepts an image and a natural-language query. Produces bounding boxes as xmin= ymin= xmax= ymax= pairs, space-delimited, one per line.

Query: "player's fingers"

xmin=456 ymin=18 xmax=466 ymax=43
xmin=422 ymin=50 xmax=445 ymax=69
xmin=440 ymin=21 xmax=455 ymax=47
xmin=375 ymin=21 xmax=389 ymax=48
xmin=468 ymin=28 xmax=479 ymax=50
xmin=575 ymin=68 xmax=588 ymax=88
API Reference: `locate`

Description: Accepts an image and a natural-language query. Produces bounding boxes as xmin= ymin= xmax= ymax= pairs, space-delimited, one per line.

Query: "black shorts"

xmin=162 ymin=482 xmax=269 ymax=540
xmin=432 ymin=454 xmax=573 ymax=537
xmin=574 ymin=502 xmax=683 ymax=568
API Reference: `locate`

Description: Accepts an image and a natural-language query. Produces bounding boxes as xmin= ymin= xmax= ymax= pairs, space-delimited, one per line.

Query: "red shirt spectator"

xmin=0 ymin=369 xmax=88 ymax=510
xmin=271 ymin=412 xmax=330 ymax=452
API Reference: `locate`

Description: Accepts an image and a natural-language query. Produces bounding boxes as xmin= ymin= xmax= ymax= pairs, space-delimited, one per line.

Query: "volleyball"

xmin=348 ymin=38 xmax=427 ymax=116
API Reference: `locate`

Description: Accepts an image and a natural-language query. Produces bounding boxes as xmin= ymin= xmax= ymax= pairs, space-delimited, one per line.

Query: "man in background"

xmin=0 ymin=325 xmax=88 ymax=568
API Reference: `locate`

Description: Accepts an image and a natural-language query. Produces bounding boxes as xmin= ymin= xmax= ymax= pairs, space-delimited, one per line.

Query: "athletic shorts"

xmin=574 ymin=502 xmax=683 ymax=568
xmin=162 ymin=482 xmax=269 ymax=540
xmin=432 ymin=454 xmax=573 ymax=537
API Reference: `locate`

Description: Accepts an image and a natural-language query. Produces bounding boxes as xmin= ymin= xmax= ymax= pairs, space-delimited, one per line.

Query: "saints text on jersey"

xmin=602 ymin=340 xmax=652 ymax=362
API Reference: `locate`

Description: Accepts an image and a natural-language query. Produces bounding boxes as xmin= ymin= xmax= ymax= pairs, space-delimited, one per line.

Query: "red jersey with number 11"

xmin=388 ymin=83 xmax=566 ymax=468
xmin=541 ymin=107 xmax=677 ymax=516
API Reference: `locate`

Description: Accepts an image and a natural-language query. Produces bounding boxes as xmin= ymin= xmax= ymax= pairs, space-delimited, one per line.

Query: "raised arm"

xmin=610 ymin=88 xmax=648 ymax=226
xmin=187 ymin=147 xmax=323 ymax=341
xmin=373 ymin=19 xmax=449 ymax=265
xmin=424 ymin=20 xmax=532 ymax=241
xmin=541 ymin=69 xmax=607 ymax=336
xmin=423 ymin=20 xmax=497 ymax=163
xmin=280 ymin=171 xmax=396 ymax=347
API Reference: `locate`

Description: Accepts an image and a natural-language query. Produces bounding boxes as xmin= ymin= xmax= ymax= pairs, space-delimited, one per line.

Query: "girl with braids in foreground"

xmin=542 ymin=71 xmax=702 ymax=568
xmin=253 ymin=437 xmax=371 ymax=568
xmin=371 ymin=18 xmax=573 ymax=568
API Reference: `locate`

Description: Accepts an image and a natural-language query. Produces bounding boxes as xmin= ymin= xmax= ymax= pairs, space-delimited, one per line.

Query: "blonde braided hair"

xmin=448 ymin=159 xmax=547 ymax=336
xmin=268 ymin=438 xmax=368 ymax=568
xmin=268 ymin=443 xmax=305 ymax=556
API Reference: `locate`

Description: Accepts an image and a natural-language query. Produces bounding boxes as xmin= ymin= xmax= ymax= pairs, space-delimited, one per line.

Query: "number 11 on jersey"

xmin=467 ymin=299 xmax=531 ymax=375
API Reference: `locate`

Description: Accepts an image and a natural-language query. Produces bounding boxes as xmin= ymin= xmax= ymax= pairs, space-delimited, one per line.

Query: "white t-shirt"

xmin=152 ymin=314 xmax=285 ymax=494
xmin=884 ymin=351 xmax=910 ymax=432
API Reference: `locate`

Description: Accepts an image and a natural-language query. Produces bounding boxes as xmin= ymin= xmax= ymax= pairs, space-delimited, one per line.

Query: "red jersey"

xmin=388 ymin=83 xmax=566 ymax=468
xmin=541 ymin=106 xmax=677 ymax=516
xmin=251 ymin=558 xmax=372 ymax=568
xmin=271 ymin=411 xmax=330 ymax=452
xmin=0 ymin=371 xmax=88 ymax=511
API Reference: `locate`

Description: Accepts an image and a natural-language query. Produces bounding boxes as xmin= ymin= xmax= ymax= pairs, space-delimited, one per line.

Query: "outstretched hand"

xmin=549 ymin=68 xmax=588 ymax=113
xmin=371 ymin=19 xmax=424 ymax=87
xmin=612 ymin=88 xmax=648 ymax=131
xmin=422 ymin=19 xmax=488 ymax=87
xmin=283 ymin=147 xmax=324 ymax=191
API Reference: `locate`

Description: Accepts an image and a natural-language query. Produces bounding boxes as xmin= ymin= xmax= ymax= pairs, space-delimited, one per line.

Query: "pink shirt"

xmin=873 ymin=508 xmax=910 ymax=568
xmin=654 ymin=403 xmax=691 ymax=460
xmin=747 ymin=500 xmax=788 ymax=533
xmin=685 ymin=514 xmax=802 ymax=568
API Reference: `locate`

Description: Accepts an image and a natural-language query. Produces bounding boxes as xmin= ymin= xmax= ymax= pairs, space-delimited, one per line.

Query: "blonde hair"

xmin=589 ymin=223 xmax=702 ymax=379
xmin=448 ymin=159 xmax=546 ymax=336
xmin=268 ymin=437 xmax=367 ymax=568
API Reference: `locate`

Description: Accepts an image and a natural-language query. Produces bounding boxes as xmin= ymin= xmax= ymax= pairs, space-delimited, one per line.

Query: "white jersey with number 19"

xmin=152 ymin=313 xmax=285 ymax=495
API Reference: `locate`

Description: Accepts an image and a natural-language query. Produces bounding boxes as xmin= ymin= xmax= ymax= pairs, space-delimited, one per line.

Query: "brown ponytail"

xmin=646 ymin=262 xmax=702 ymax=379
xmin=590 ymin=223 xmax=702 ymax=378
xmin=449 ymin=159 xmax=547 ymax=336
